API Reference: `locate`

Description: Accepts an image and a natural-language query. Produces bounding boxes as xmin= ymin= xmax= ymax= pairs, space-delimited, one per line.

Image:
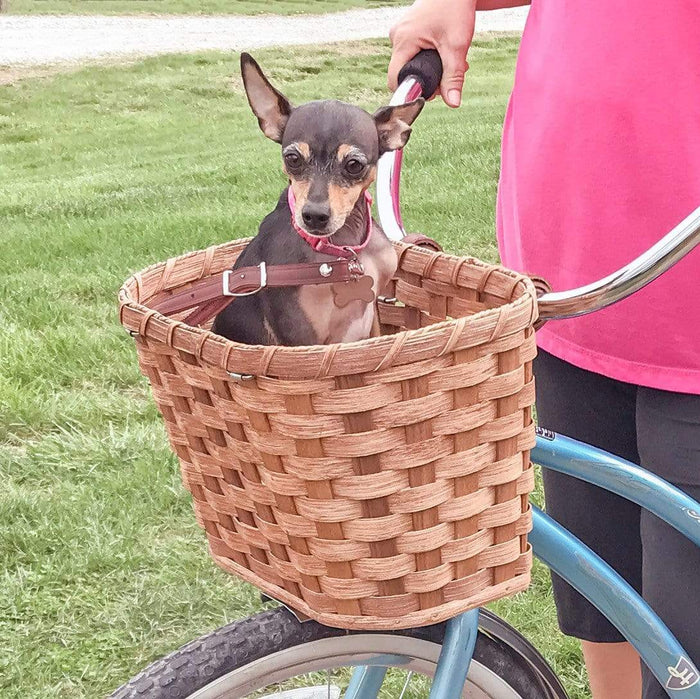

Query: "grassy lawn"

xmin=0 ymin=39 xmax=589 ymax=698
xmin=3 ymin=0 xmax=402 ymax=15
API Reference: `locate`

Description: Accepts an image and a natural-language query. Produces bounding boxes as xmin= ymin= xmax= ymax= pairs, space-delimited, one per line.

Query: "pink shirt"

xmin=497 ymin=0 xmax=700 ymax=394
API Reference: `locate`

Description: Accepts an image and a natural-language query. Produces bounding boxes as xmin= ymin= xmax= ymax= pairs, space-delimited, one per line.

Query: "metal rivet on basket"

xmin=228 ymin=371 xmax=255 ymax=382
xmin=319 ymin=263 xmax=333 ymax=277
xmin=378 ymin=296 xmax=397 ymax=305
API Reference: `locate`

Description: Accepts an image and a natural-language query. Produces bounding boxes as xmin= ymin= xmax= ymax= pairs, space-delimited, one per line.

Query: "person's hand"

xmin=388 ymin=0 xmax=477 ymax=107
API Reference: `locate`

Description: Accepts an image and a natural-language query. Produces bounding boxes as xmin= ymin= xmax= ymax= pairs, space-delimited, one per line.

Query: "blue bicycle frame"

xmin=346 ymin=430 xmax=700 ymax=699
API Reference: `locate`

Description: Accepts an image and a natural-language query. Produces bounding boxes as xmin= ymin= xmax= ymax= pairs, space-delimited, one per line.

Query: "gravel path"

xmin=0 ymin=6 xmax=528 ymax=67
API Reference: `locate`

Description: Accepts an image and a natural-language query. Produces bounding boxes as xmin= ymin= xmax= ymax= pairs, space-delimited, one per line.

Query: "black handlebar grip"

xmin=397 ymin=49 xmax=444 ymax=99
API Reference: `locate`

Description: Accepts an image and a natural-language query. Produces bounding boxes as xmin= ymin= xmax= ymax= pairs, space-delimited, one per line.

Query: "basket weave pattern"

xmin=119 ymin=239 xmax=538 ymax=630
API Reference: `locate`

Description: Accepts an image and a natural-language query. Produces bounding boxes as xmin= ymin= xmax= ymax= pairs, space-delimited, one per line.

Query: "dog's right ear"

xmin=240 ymin=53 xmax=292 ymax=143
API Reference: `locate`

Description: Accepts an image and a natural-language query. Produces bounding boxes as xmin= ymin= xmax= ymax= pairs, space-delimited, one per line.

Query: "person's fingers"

xmin=388 ymin=40 xmax=423 ymax=91
xmin=388 ymin=42 xmax=467 ymax=103
xmin=438 ymin=48 xmax=469 ymax=108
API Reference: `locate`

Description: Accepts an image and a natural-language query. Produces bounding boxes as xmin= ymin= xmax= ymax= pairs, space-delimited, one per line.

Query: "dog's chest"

xmin=298 ymin=228 xmax=397 ymax=344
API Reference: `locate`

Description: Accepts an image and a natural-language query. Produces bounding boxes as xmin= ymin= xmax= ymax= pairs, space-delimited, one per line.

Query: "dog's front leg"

xmin=370 ymin=305 xmax=382 ymax=338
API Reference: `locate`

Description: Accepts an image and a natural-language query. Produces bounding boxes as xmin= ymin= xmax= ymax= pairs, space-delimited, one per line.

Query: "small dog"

xmin=211 ymin=53 xmax=424 ymax=346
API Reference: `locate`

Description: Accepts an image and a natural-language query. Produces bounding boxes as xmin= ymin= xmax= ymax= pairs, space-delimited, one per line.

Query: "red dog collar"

xmin=287 ymin=187 xmax=373 ymax=260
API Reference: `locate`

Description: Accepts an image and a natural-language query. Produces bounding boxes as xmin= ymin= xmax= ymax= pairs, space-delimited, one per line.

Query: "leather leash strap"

xmin=152 ymin=259 xmax=364 ymax=327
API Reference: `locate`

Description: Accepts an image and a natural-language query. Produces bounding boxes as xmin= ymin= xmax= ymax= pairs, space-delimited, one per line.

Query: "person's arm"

xmin=476 ymin=1 xmax=530 ymax=9
xmin=388 ymin=0 xmax=529 ymax=107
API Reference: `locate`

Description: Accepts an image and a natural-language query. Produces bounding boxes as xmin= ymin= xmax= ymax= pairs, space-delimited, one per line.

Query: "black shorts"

xmin=534 ymin=350 xmax=700 ymax=697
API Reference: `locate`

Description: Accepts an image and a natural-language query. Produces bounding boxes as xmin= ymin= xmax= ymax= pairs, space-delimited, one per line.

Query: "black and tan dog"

xmin=211 ymin=53 xmax=424 ymax=346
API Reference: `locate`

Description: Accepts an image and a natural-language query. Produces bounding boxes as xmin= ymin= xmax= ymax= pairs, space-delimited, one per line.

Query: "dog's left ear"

xmin=240 ymin=52 xmax=293 ymax=143
xmin=373 ymin=98 xmax=425 ymax=154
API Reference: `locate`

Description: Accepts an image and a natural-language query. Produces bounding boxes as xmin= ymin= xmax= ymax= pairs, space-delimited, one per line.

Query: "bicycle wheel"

xmin=110 ymin=607 xmax=568 ymax=699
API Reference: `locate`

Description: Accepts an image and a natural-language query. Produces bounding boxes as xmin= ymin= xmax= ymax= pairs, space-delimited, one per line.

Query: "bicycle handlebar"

xmin=536 ymin=206 xmax=700 ymax=320
xmin=397 ymin=49 xmax=444 ymax=100
xmin=377 ymin=73 xmax=700 ymax=321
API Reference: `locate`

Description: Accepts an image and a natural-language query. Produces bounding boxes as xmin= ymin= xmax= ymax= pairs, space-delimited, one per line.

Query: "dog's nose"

xmin=301 ymin=204 xmax=330 ymax=230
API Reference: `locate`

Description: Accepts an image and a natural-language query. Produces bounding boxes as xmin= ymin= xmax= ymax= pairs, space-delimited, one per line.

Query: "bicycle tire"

xmin=110 ymin=607 xmax=568 ymax=699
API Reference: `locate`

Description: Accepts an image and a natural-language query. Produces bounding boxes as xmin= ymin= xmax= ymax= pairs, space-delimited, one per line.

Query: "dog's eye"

xmin=284 ymin=152 xmax=302 ymax=169
xmin=344 ymin=158 xmax=365 ymax=176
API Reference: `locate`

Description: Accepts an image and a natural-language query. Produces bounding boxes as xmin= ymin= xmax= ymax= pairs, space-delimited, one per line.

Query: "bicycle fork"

xmin=344 ymin=608 xmax=479 ymax=699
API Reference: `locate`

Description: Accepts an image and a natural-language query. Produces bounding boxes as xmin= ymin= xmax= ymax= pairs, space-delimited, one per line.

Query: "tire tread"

xmin=109 ymin=607 xmax=561 ymax=698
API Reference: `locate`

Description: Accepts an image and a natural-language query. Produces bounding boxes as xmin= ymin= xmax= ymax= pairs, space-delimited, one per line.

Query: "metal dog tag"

xmin=332 ymin=275 xmax=375 ymax=308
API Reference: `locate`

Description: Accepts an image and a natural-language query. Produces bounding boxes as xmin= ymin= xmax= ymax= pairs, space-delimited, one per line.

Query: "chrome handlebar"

xmin=377 ymin=76 xmax=700 ymax=322
xmin=536 ymin=207 xmax=700 ymax=320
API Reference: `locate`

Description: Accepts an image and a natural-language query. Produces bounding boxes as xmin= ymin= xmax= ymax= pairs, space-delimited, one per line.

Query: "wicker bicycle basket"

xmin=118 ymin=238 xmax=539 ymax=630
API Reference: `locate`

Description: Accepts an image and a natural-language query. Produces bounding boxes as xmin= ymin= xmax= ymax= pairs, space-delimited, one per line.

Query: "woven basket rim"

xmin=118 ymin=238 xmax=540 ymax=380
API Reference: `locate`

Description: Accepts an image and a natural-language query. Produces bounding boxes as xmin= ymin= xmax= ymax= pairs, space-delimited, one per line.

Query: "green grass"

xmin=4 ymin=0 xmax=402 ymax=15
xmin=0 ymin=39 xmax=588 ymax=697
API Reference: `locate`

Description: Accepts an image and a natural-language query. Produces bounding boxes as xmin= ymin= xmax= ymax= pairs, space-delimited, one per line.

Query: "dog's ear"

xmin=373 ymin=98 xmax=425 ymax=154
xmin=240 ymin=52 xmax=292 ymax=143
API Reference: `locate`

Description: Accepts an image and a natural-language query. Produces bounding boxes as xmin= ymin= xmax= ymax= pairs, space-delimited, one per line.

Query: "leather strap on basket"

xmin=528 ymin=274 xmax=552 ymax=330
xmin=402 ymin=233 xmax=443 ymax=252
xmin=152 ymin=259 xmax=365 ymax=327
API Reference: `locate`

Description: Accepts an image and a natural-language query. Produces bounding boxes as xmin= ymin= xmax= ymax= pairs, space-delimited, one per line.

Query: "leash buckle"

xmin=223 ymin=262 xmax=267 ymax=297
